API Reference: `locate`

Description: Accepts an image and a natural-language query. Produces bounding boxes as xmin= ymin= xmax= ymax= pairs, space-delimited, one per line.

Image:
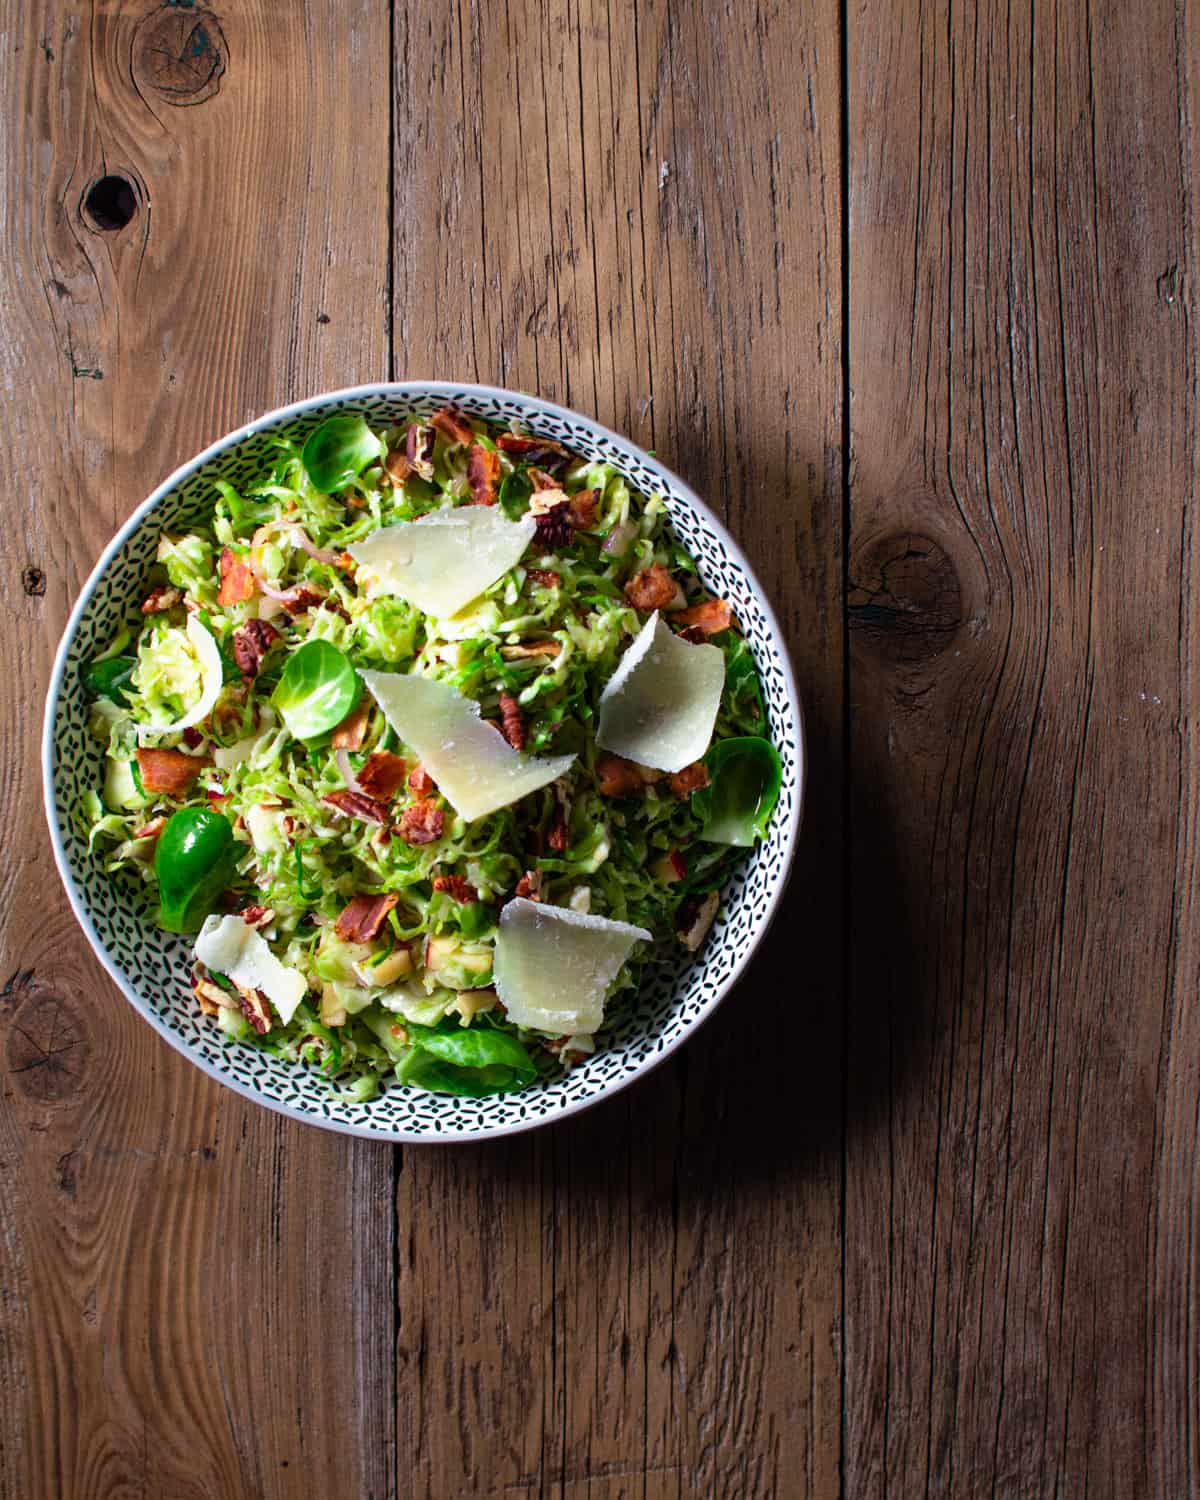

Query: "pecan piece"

xmin=526 ymin=568 xmax=561 ymax=588
xmin=398 ymin=797 xmax=445 ymax=846
xmin=217 ymin=547 xmax=256 ymax=606
xmin=667 ymin=761 xmax=710 ymax=798
xmin=278 ymin=585 xmax=326 ymax=616
xmin=430 ymin=405 xmax=475 ymax=446
xmin=136 ymin=747 xmax=210 ymax=796
xmin=232 ymin=618 xmax=280 ymax=679
xmin=356 ymin=750 xmax=409 ymax=803
xmin=432 ymin=874 xmax=477 ymax=903
xmin=500 ymin=639 xmax=560 ymax=660
xmin=407 ymin=764 xmax=437 ymax=796
xmin=384 ymin=448 xmax=414 ymax=486
xmin=323 ymin=789 xmax=391 ymax=825
xmin=406 ymin=422 xmax=436 ymax=477
xmin=672 ymin=597 xmax=734 ymax=635
xmin=335 ymin=892 xmax=399 ymax=943
xmin=141 ymin=585 xmax=182 ymax=614
xmin=194 ymin=976 xmax=229 ymax=1017
xmin=497 ymin=692 xmax=525 ymax=751
xmin=514 ymin=870 xmax=543 ymax=900
xmin=567 ymin=489 xmax=599 ymax=529
xmin=534 ymin=503 xmax=573 ymax=550
xmin=495 ymin=432 xmax=568 ymax=465
xmin=237 ymin=986 xmax=272 ymax=1034
xmin=467 ymin=443 xmax=500 ymax=505
xmin=623 ymin=564 xmax=678 ymax=611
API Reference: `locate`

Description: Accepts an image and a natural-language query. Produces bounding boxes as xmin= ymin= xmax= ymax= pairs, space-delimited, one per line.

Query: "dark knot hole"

xmin=84 ymin=175 xmax=137 ymax=232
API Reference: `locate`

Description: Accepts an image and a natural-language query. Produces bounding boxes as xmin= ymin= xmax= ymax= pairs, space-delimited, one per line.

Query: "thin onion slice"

xmin=334 ymin=747 xmax=365 ymax=795
xmin=136 ymin=615 xmax=224 ymax=736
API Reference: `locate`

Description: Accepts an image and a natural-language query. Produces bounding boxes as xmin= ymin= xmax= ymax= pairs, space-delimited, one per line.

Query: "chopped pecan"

xmin=398 ymin=797 xmax=445 ymax=846
xmin=514 ymin=870 xmax=543 ymax=900
xmin=217 ymin=547 xmax=256 ymax=606
xmin=335 ymin=891 xmax=399 ymax=943
xmin=677 ymin=889 xmax=720 ymax=953
xmin=526 ymin=567 xmax=561 ymax=588
xmin=133 ymin=815 xmax=167 ymax=842
xmin=136 ymin=747 xmax=210 ymax=796
xmin=238 ymin=986 xmax=272 ymax=1034
xmin=430 ymin=405 xmax=475 ymax=446
xmin=232 ymin=617 xmax=280 ymax=679
xmin=567 ymin=489 xmax=599 ymax=529
xmin=406 ymin=422 xmax=436 ymax=477
xmin=407 ymin=764 xmax=437 ymax=796
xmin=534 ymin=503 xmax=573 ymax=549
xmin=667 ymin=761 xmax=710 ymax=798
xmin=500 ymin=639 xmax=560 ymax=660
xmin=323 ymin=789 xmax=391 ymax=825
xmin=384 ymin=448 xmax=414 ymax=486
xmin=141 ymin=585 xmax=182 ymax=614
xmin=356 ymin=750 xmax=409 ymax=802
xmin=194 ymin=976 xmax=229 ymax=1017
xmin=623 ymin=564 xmax=678 ymax=611
xmin=278 ymin=585 xmax=327 ymax=616
xmin=673 ymin=597 xmax=734 ymax=635
xmin=432 ymin=874 xmax=477 ymax=903
xmin=497 ymin=693 xmax=525 ymax=751
xmin=332 ymin=702 xmax=370 ymax=750
xmin=528 ymin=468 xmax=561 ymax=492
xmin=679 ymin=625 xmax=706 ymax=644
xmin=467 ymin=443 xmax=500 ymax=505
xmin=596 ymin=753 xmax=645 ymax=799
xmin=239 ymin=905 xmax=274 ymax=930
xmin=495 ymin=432 xmax=568 ymax=465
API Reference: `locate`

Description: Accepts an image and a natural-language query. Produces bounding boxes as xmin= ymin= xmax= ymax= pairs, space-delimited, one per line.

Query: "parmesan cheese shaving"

xmin=194 ymin=914 xmax=308 ymax=1025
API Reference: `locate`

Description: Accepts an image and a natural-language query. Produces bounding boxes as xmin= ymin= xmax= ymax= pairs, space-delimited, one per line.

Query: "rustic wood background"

xmin=1 ymin=1 xmax=1196 ymax=1496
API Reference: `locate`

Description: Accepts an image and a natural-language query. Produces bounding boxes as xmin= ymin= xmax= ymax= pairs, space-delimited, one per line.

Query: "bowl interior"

xmin=46 ymin=384 xmax=802 ymax=1141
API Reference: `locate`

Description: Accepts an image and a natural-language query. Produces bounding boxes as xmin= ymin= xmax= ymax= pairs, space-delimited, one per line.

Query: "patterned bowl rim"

xmin=41 ymin=381 xmax=806 ymax=1143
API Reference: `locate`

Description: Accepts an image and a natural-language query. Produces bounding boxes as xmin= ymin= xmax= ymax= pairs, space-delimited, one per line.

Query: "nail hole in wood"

xmin=83 ymin=175 xmax=137 ymax=232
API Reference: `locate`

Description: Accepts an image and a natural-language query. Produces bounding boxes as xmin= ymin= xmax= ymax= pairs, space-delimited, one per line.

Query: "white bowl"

xmin=43 ymin=383 xmax=804 ymax=1142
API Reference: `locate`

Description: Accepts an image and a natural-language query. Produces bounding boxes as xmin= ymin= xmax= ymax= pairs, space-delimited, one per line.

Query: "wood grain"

xmin=0 ymin=5 xmax=394 ymax=1498
xmin=845 ymin=0 xmax=1200 ymax=1495
xmin=393 ymin=0 xmax=844 ymax=1495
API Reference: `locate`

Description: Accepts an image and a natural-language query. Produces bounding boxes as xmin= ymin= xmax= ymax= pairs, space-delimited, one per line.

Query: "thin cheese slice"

xmin=195 ymin=914 xmax=308 ymax=1025
xmin=595 ymin=612 xmax=725 ymax=772
xmin=347 ymin=508 xmax=536 ymax=618
xmin=137 ymin=615 xmax=224 ymax=736
xmin=493 ymin=898 xmax=652 ymax=1035
xmin=361 ymin=671 xmax=574 ymax=822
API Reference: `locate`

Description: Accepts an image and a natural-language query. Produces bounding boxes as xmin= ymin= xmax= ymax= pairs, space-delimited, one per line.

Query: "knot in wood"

xmin=849 ymin=531 xmax=962 ymax=664
xmin=132 ymin=6 xmax=227 ymax=107
xmin=5 ymin=980 xmax=91 ymax=1104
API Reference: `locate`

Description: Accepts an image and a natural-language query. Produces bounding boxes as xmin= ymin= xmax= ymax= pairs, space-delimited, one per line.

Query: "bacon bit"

xmin=500 ymin=639 xmax=560 ymax=660
xmin=207 ymin=789 xmax=230 ymax=811
xmin=673 ymin=597 xmax=734 ymax=635
xmin=398 ymin=797 xmax=444 ymax=846
xmin=596 ymin=752 xmax=645 ymax=798
xmin=495 ymin=432 xmax=568 ymax=464
xmin=194 ymin=976 xmax=228 ymax=1017
xmin=240 ymin=904 xmax=275 ymax=929
xmin=430 ymin=404 xmax=475 ymax=446
xmin=141 ymin=585 xmax=182 ymax=614
xmin=677 ymin=889 xmax=720 ymax=953
xmin=406 ymin=422 xmax=436 ymax=477
xmin=136 ymin=747 xmax=210 ymax=796
xmin=335 ymin=551 xmax=357 ymax=573
xmin=384 ymin=448 xmax=414 ymax=486
xmin=332 ymin=702 xmax=370 ymax=750
xmin=667 ymin=761 xmax=711 ymax=798
xmin=526 ymin=567 xmax=561 ymax=588
xmin=547 ymin=808 xmax=569 ymax=852
xmin=408 ymin=764 xmax=436 ymax=796
xmin=432 ymin=874 xmax=477 ymax=903
xmin=356 ymin=750 xmax=409 ymax=802
xmin=323 ymin=789 xmax=391 ymax=825
xmin=181 ymin=727 xmax=204 ymax=749
xmin=467 ymin=443 xmax=500 ymax=505
xmin=534 ymin=503 xmax=573 ymax=549
xmin=624 ymin=564 xmax=678 ymax=611
xmin=232 ymin=618 xmax=280 ymax=679
xmin=133 ymin=816 xmax=167 ymax=842
xmin=679 ymin=625 xmax=706 ymax=644
xmin=335 ymin=892 xmax=399 ymax=943
xmin=515 ymin=870 xmax=543 ymax=900
xmin=238 ymin=986 xmax=272 ymax=1034
xmin=497 ymin=693 xmax=525 ymax=751
xmin=278 ymin=585 xmax=326 ymax=616
xmin=217 ymin=548 xmax=256 ymax=606
xmin=668 ymin=849 xmax=688 ymax=880
xmin=568 ymin=489 xmax=600 ymax=529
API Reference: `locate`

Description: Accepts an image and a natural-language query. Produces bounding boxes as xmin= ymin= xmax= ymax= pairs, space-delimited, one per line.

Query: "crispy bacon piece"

xmin=356 ymin=750 xmax=409 ymax=802
xmin=217 ymin=547 xmax=256 ymax=606
xmin=133 ymin=816 xmax=167 ymax=842
xmin=430 ymin=405 xmax=475 ymax=446
xmin=499 ymin=639 xmax=560 ymax=660
xmin=323 ymin=789 xmax=391 ymax=825
xmin=278 ymin=585 xmax=326 ymax=617
xmin=467 ymin=443 xmax=500 ymax=505
xmin=335 ymin=891 xmax=399 ymax=943
xmin=526 ymin=568 xmax=561 ymax=588
xmin=232 ymin=618 xmax=280 ymax=679
xmin=332 ymin=702 xmax=370 ymax=750
xmin=497 ymin=693 xmax=525 ymax=751
xmin=406 ymin=422 xmax=436 ymax=477
xmin=667 ymin=761 xmax=711 ymax=798
xmin=596 ymin=752 xmax=645 ymax=799
xmin=567 ymin=489 xmax=599 ymax=529
xmin=432 ymin=874 xmax=477 ymax=903
xmin=398 ymin=797 xmax=444 ymax=846
xmin=384 ymin=448 xmax=414 ymax=486
xmin=408 ymin=764 xmax=437 ymax=796
xmin=495 ymin=432 xmax=568 ymax=465
xmin=534 ymin=502 xmax=573 ymax=550
xmin=672 ymin=597 xmax=734 ymax=635
xmin=141 ymin=585 xmax=182 ymax=614
xmin=623 ymin=563 xmax=678 ymax=611
xmin=514 ymin=870 xmax=543 ymax=900
xmin=136 ymin=747 xmax=210 ymax=796
xmin=238 ymin=986 xmax=272 ymax=1034
xmin=239 ymin=904 xmax=275 ymax=929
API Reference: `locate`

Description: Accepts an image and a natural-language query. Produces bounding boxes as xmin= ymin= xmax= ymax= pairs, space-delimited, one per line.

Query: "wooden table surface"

xmin=3 ymin=2 xmax=1198 ymax=1496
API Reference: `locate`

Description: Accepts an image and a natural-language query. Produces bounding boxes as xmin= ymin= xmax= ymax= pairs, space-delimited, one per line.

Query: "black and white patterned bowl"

xmin=43 ymin=383 xmax=804 ymax=1142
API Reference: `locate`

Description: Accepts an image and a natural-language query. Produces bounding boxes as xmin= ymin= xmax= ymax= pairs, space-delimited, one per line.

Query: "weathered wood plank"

xmin=844 ymin=1 xmax=1199 ymax=1495
xmin=0 ymin=5 xmax=394 ymax=1498
xmin=393 ymin=0 xmax=844 ymax=1495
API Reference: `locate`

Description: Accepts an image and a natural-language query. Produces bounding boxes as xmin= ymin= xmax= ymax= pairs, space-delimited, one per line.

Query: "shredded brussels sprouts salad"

xmin=80 ymin=406 xmax=781 ymax=1102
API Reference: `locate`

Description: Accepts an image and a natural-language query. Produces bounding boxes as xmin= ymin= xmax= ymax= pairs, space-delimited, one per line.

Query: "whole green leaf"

xmin=694 ymin=736 xmax=782 ymax=847
xmin=399 ymin=1022 xmax=537 ymax=1096
xmin=272 ymin=639 xmax=361 ymax=741
xmin=301 ymin=413 xmax=384 ymax=493
xmin=155 ymin=807 xmax=237 ymax=933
